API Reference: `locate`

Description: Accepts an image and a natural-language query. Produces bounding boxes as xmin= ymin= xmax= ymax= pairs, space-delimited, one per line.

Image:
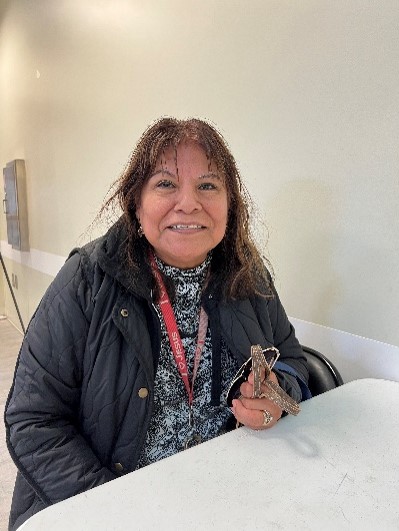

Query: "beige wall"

xmin=0 ymin=0 xmax=398 ymax=346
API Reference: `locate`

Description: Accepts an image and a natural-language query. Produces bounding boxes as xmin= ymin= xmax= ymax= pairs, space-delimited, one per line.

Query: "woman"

xmin=5 ymin=118 xmax=310 ymax=530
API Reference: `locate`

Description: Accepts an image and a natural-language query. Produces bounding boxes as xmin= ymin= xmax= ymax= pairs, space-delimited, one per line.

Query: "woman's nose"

xmin=174 ymin=186 xmax=202 ymax=213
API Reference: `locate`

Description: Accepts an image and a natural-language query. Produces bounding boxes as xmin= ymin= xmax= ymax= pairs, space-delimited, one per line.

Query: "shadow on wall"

xmin=265 ymin=178 xmax=343 ymax=327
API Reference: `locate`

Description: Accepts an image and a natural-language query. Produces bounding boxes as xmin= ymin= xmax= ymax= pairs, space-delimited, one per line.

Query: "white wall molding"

xmin=291 ymin=317 xmax=399 ymax=383
xmin=0 ymin=240 xmax=66 ymax=278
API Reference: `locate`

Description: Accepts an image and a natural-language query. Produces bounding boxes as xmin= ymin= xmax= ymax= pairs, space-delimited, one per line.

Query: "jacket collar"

xmin=97 ymin=219 xmax=153 ymax=300
xmin=96 ymin=218 xmax=226 ymax=304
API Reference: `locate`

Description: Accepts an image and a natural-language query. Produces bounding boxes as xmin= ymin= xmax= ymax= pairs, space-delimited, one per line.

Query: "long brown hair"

xmin=101 ymin=117 xmax=272 ymax=299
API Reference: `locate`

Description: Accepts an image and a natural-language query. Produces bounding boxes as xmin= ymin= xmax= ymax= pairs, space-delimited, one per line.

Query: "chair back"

xmin=301 ymin=345 xmax=344 ymax=397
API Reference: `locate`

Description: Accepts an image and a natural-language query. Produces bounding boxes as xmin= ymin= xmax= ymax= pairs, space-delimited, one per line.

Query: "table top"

xmin=19 ymin=378 xmax=399 ymax=531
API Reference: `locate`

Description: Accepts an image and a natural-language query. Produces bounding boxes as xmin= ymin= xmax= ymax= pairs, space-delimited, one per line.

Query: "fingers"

xmin=239 ymin=367 xmax=266 ymax=398
xmin=239 ymin=394 xmax=282 ymax=422
xmin=240 ymin=369 xmax=279 ymax=398
xmin=232 ymin=370 xmax=283 ymax=430
xmin=231 ymin=398 xmax=278 ymax=430
xmin=239 ymin=380 xmax=255 ymax=398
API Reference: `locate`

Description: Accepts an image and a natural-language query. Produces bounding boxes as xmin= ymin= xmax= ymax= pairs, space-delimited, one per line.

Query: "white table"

xmin=19 ymin=379 xmax=399 ymax=530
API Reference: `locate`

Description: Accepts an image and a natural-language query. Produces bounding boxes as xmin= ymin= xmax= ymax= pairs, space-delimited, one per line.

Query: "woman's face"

xmin=137 ymin=141 xmax=228 ymax=269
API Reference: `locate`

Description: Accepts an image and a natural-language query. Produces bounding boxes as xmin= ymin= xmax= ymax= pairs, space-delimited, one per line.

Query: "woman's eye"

xmin=156 ymin=180 xmax=175 ymax=189
xmin=199 ymin=182 xmax=217 ymax=191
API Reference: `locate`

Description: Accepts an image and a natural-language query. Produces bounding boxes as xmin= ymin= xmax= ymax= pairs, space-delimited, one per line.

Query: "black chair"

xmin=301 ymin=345 xmax=344 ymax=397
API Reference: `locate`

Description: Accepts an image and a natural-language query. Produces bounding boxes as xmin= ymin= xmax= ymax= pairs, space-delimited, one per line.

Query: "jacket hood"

xmin=79 ymin=219 xmax=154 ymax=300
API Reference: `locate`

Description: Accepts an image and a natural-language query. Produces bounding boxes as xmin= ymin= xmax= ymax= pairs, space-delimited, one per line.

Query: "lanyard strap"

xmin=149 ymin=252 xmax=208 ymax=406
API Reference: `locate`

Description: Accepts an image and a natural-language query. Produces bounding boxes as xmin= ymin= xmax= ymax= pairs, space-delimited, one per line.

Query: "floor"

xmin=0 ymin=318 xmax=22 ymax=531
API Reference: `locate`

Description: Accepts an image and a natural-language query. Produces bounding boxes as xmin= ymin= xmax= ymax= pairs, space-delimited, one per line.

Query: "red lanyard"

xmin=149 ymin=252 xmax=208 ymax=407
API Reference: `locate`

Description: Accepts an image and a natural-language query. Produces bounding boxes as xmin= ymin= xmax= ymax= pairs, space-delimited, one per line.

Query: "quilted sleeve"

xmin=4 ymin=252 xmax=115 ymax=507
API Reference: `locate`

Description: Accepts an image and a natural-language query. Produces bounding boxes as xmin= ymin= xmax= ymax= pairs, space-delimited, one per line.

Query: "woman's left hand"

xmin=231 ymin=368 xmax=283 ymax=430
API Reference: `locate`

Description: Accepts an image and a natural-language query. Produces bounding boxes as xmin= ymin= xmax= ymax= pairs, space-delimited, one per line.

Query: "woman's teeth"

xmin=169 ymin=225 xmax=203 ymax=229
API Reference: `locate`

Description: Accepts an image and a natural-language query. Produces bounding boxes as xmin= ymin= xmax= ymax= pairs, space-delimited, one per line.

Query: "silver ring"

xmin=262 ymin=410 xmax=273 ymax=427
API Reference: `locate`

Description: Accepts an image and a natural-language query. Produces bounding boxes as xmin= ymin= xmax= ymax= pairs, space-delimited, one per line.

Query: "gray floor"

xmin=0 ymin=318 xmax=22 ymax=531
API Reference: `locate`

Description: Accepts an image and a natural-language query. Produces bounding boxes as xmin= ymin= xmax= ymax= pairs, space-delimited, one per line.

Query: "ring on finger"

xmin=262 ymin=410 xmax=273 ymax=427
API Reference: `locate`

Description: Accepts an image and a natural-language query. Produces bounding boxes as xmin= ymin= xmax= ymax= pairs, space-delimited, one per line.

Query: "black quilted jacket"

xmin=5 ymin=221 xmax=309 ymax=530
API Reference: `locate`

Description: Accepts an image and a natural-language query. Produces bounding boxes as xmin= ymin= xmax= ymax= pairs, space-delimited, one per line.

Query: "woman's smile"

xmin=167 ymin=224 xmax=206 ymax=231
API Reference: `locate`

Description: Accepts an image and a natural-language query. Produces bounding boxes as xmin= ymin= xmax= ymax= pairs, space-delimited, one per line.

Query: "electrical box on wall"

xmin=2 ymin=159 xmax=30 ymax=251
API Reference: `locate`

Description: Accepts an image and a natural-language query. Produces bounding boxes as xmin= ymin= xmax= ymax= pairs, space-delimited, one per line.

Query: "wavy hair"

xmin=101 ymin=117 xmax=272 ymax=299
